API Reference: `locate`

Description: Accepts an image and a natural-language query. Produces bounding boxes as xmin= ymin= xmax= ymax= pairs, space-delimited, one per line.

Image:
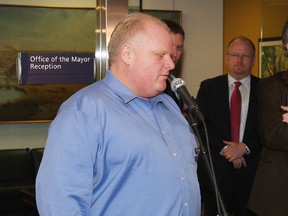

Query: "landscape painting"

xmin=0 ymin=5 xmax=96 ymax=123
xmin=259 ymin=37 xmax=288 ymax=78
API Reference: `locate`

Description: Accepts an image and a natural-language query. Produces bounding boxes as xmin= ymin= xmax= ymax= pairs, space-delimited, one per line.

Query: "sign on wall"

xmin=17 ymin=52 xmax=95 ymax=84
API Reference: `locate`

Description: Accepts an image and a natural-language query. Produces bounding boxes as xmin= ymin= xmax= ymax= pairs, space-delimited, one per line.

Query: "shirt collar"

xmin=228 ymin=74 xmax=251 ymax=89
xmin=104 ymin=70 xmax=164 ymax=107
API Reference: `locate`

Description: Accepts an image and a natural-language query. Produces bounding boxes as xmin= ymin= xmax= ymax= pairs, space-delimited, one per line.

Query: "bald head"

xmin=108 ymin=13 xmax=170 ymax=66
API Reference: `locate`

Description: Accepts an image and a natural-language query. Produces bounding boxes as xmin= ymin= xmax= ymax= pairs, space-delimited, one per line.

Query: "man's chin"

xmin=234 ymin=71 xmax=244 ymax=75
xmin=162 ymin=82 xmax=168 ymax=91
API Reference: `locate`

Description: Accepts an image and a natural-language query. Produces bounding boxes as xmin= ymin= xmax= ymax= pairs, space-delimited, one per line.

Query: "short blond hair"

xmin=108 ymin=12 xmax=169 ymax=66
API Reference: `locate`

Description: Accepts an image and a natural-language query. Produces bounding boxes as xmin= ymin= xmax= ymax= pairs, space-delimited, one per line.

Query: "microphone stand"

xmin=188 ymin=111 xmax=232 ymax=216
xmin=168 ymin=74 xmax=231 ymax=215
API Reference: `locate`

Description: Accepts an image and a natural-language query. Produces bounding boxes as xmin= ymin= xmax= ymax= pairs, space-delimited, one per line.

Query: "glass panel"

xmin=0 ymin=5 xmax=97 ymax=122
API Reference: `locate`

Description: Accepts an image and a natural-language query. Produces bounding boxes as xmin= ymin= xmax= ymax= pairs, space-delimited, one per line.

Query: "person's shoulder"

xmin=257 ymin=71 xmax=287 ymax=90
xmin=250 ymin=74 xmax=261 ymax=84
xmin=73 ymin=81 xmax=105 ymax=98
xmin=250 ymin=74 xmax=260 ymax=81
xmin=61 ymin=81 xmax=105 ymax=108
xmin=260 ymin=71 xmax=286 ymax=83
xmin=200 ymin=74 xmax=227 ymax=86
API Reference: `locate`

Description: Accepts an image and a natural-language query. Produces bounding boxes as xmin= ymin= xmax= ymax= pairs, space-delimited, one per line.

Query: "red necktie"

xmin=230 ymin=81 xmax=242 ymax=142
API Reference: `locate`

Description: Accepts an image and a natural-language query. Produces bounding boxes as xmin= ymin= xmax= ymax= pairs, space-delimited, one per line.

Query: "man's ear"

xmin=120 ymin=43 xmax=131 ymax=65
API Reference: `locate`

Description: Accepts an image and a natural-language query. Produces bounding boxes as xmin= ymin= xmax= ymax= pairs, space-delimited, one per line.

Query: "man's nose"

xmin=171 ymin=46 xmax=177 ymax=62
xmin=167 ymin=56 xmax=175 ymax=70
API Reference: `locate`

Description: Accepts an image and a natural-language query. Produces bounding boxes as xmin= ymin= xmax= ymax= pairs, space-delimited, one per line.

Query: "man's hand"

xmin=220 ymin=140 xmax=247 ymax=169
xmin=231 ymin=157 xmax=247 ymax=169
xmin=281 ymin=105 xmax=288 ymax=123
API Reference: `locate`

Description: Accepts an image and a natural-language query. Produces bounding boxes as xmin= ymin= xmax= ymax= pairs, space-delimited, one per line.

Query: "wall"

xmin=143 ymin=0 xmax=224 ymax=96
xmin=0 ymin=0 xmax=223 ymax=149
xmin=261 ymin=1 xmax=288 ymax=38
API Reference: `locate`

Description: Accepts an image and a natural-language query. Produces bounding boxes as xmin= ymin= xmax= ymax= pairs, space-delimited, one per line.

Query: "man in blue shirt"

xmin=36 ymin=12 xmax=201 ymax=216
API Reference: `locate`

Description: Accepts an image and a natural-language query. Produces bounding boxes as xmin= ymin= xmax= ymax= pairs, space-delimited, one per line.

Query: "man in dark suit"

xmin=248 ymin=20 xmax=288 ymax=216
xmin=196 ymin=36 xmax=261 ymax=216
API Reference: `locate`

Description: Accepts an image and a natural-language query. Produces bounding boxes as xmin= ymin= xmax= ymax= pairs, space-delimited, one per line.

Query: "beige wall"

xmin=143 ymin=0 xmax=224 ymax=96
xmin=0 ymin=0 xmax=223 ymax=149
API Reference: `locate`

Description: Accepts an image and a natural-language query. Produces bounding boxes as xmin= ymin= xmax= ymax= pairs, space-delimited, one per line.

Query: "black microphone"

xmin=169 ymin=74 xmax=204 ymax=122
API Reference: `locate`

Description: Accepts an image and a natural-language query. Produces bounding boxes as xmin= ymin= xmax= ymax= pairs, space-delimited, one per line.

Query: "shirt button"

xmin=173 ymin=152 xmax=177 ymax=157
xmin=184 ymin=202 xmax=188 ymax=207
xmin=181 ymin=176 xmax=185 ymax=181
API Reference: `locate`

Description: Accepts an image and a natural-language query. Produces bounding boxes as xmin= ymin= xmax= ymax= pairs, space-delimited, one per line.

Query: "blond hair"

xmin=108 ymin=12 xmax=169 ymax=66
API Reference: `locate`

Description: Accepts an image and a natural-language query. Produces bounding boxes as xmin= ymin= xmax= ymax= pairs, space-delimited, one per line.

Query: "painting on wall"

xmin=0 ymin=5 xmax=97 ymax=123
xmin=259 ymin=37 xmax=288 ymax=78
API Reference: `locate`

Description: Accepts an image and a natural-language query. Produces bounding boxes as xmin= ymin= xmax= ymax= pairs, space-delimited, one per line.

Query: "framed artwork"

xmin=259 ymin=37 xmax=288 ymax=78
xmin=0 ymin=5 xmax=97 ymax=123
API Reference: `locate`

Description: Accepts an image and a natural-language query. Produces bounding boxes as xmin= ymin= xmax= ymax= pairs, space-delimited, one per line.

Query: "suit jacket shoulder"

xmin=200 ymin=74 xmax=228 ymax=87
xmin=250 ymin=74 xmax=261 ymax=84
xmin=258 ymin=71 xmax=288 ymax=91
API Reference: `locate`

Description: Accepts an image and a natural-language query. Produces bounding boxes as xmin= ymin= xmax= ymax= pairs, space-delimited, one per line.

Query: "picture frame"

xmin=259 ymin=37 xmax=288 ymax=78
xmin=0 ymin=5 xmax=97 ymax=123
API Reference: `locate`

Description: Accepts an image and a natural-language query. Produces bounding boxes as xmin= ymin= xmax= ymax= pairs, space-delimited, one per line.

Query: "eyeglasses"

xmin=227 ymin=53 xmax=252 ymax=60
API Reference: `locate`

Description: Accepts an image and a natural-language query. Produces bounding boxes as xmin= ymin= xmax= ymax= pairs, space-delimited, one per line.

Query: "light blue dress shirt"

xmin=36 ymin=70 xmax=201 ymax=216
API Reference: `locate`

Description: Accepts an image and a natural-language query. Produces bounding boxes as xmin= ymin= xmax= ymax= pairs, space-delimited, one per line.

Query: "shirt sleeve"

xmin=36 ymin=109 xmax=95 ymax=216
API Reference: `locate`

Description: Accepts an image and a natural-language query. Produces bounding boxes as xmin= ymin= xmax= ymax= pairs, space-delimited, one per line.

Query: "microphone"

xmin=169 ymin=74 xmax=204 ymax=122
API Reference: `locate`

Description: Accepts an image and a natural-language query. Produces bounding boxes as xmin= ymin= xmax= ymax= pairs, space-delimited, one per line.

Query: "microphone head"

xmin=168 ymin=73 xmax=176 ymax=82
xmin=170 ymin=77 xmax=186 ymax=93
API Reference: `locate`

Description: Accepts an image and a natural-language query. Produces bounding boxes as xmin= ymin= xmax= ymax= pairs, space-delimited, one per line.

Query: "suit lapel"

xmin=219 ymin=75 xmax=231 ymax=138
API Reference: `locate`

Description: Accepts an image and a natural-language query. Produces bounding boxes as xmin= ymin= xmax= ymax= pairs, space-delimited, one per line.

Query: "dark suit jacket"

xmin=248 ymin=71 xmax=288 ymax=216
xmin=196 ymin=74 xmax=261 ymax=192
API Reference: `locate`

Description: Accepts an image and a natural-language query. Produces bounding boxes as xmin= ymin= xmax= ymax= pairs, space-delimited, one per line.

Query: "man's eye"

xmin=228 ymin=53 xmax=251 ymax=59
